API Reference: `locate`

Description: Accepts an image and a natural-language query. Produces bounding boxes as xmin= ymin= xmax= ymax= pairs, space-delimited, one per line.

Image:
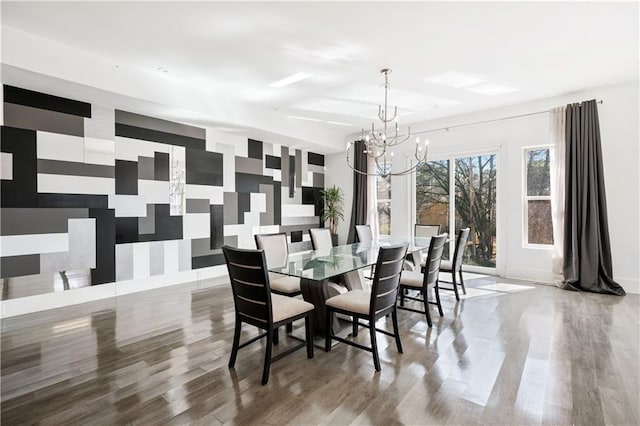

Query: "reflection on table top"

xmin=268 ymin=236 xmax=432 ymax=281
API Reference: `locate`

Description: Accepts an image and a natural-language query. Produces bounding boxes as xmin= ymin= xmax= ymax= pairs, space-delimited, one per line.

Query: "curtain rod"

xmin=413 ymin=99 xmax=603 ymax=136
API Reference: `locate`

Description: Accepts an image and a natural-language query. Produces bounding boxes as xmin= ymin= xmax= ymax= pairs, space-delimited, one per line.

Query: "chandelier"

xmin=346 ymin=68 xmax=429 ymax=177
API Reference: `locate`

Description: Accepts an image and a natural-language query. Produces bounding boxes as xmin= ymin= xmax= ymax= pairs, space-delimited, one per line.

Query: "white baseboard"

xmin=0 ymin=266 xmax=230 ymax=318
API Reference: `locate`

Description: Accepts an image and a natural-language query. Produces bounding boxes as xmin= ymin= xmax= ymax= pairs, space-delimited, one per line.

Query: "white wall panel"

xmin=37 ymin=131 xmax=84 ymax=162
xmin=133 ymin=242 xmax=150 ymax=279
xmin=115 ymin=136 xmax=170 ymax=161
xmin=108 ymin=194 xmax=148 ymax=217
xmin=138 ymin=180 xmax=170 ymax=204
xmin=183 ymin=213 xmax=210 ymax=239
xmin=250 ymin=193 xmax=266 ymax=213
xmin=1 ymin=233 xmax=68 ymax=256
xmin=84 ymin=137 xmax=115 ymax=165
xmin=280 ymin=204 xmax=315 ymax=217
xmin=37 ymin=174 xmax=114 ymax=195
xmin=0 ymin=152 xmax=13 ymax=180
xmin=164 ymin=240 xmax=180 ymax=274
xmin=185 ymin=184 xmax=224 ymax=204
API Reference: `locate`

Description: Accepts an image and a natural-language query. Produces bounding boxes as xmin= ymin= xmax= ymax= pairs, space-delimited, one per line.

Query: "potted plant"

xmin=320 ymin=185 xmax=344 ymax=246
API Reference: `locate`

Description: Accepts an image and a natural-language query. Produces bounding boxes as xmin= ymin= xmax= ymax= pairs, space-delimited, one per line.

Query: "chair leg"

xmin=286 ymin=322 xmax=293 ymax=334
xmin=262 ymin=327 xmax=273 ymax=385
xmin=352 ymin=316 xmax=359 ymax=337
xmin=369 ymin=320 xmax=381 ymax=371
xmin=391 ymin=309 xmax=403 ymax=353
xmin=273 ymin=328 xmax=279 ymax=345
xmin=459 ymin=269 xmax=467 ymax=294
xmin=228 ymin=318 xmax=242 ymax=368
xmin=400 ymin=285 xmax=405 ymax=307
xmin=325 ymin=309 xmax=333 ymax=352
xmin=435 ymin=284 xmax=444 ymax=317
xmin=305 ymin=315 xmax=314 ymax=359
xmin=423 ymin=296 xmax=433 ymax=328
xmin=451 ymin=269 xmax=461 ymax=301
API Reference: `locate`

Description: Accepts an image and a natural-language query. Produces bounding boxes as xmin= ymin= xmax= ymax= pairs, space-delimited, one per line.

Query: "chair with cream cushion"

xmin=324 ymin=243 xmax=408 ymax=371
xmin=355 ymin=224 xmax=373 ymax=244
xmin=309 ymin=228 xmax=334 ymax=251
xmin=222 ymin=245 xmax=314 ymax=385
xmin=254 ymin=233 xmax=301 ymax=297
xmin=398 ymin=233 xmax=447 ymax=327
xmin=438 ymin=228 xmax=470 ymax=301
xmin=409 ymin=224 xmax=441 ymax=269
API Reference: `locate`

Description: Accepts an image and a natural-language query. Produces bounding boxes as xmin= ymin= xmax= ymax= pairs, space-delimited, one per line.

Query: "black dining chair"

xmin=439 ymin=228 xmax=470 ymax=300
xmin=222 ymin=245 xmax=314 ymax=385
xmin=398 ymin=233 xmax=447 ymax=327
xmin=410 ymin=224 xmax=441 ymax=269
xmin=324 ymin=243 xmax=408 ymax=372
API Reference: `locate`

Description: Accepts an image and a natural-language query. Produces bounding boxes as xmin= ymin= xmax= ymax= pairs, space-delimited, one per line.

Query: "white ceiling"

xmin=2 ymin=1 xmax=639 ymax=142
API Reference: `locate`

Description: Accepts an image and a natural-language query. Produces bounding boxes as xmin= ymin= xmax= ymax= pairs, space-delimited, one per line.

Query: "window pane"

xmin=526 ymin=149 xmax=551 ymax=196
xmin=416 ymin=160 xmax=450 ymax=260
xmin=377 ymin=167 xmax=391 ymax=235
xmin=455 ymin=155 xmax=497 ymax=267
xmin=528 ymin=200 xmax=554 ymax=244
xmin=377 ymin=200 xmax=391 ymax=235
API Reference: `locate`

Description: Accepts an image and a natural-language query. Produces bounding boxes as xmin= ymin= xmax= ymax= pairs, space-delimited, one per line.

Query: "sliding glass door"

xmin=416 ymin=152 xmax=498 ymax=268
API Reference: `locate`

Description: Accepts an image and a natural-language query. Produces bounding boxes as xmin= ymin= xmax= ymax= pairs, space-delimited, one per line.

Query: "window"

xmin=376 ymin=166 xmax=391 ymax=235
xmin=416 ymin=153 xmax=498 ymax=267
xmin=524 ymin=147 xmax=553 ymax=246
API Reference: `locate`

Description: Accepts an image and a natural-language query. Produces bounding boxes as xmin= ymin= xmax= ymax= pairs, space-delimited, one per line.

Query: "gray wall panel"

xmin=115 ymin=110 xmax=205 ymax=140
xmin=186 ymin=199 xmax=210 ymax=214
xmin=1 ymin=208 xmax=88 ymax=235
xmin=37 ymin=159 xmax=114 ymax=178
xmin=235 ymin=157 xmax=263 ymax=175
xmin=4 ymin=103 xmax=84 ymax=137
xmin=0 ymin=254 xmax=40 ymax=278
xmin=137 ymin=156 xmax=155 ymax=180
xmin=149 ymin=242 xmax=164 ymax=276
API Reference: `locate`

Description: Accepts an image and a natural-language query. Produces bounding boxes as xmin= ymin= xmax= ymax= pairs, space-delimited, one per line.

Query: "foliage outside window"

xmin=377 ymin=165 xmax=391 ymax=235
xmin=524 ymin=148 xmax=553 ymax=246
xmin=416 ymin=154 xmax=497 ymax=267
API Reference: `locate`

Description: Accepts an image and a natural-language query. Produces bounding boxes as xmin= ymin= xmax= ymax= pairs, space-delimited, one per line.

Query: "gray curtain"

xmin=347 ymin=140 xmax=368 ymax=244
xmin=562 ymin=100 xmax=625 ymax=295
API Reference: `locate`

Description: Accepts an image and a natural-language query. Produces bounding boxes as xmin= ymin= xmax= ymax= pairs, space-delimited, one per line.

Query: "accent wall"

xmin=0 ymin=85 xmax=325 ymax=303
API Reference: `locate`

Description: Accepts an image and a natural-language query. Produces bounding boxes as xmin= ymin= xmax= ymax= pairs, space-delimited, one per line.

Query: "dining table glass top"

xmin=268 ymin=235 xmax=432 ymax=281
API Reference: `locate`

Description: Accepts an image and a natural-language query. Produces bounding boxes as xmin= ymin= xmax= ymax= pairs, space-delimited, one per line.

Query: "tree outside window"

xmin=524 ymin=147 xmax=553 ymax=246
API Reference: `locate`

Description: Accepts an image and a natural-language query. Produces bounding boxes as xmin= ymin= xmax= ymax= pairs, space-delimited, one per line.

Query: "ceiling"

xmin=2 ymin=1 xmax=638 ymax=143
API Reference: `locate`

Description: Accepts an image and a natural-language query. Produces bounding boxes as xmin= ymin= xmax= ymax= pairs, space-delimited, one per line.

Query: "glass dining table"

xmin=268 ymin=236 xmax=432 ymax=336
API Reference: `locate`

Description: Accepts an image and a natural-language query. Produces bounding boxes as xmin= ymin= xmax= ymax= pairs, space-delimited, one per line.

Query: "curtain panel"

xmin=347 ymin=140 xmax=368 ymax=244
xmin=550 ymin=106 xmax=566 ymax=283
xmin=562 ymin=100 xmax=625 ymax=295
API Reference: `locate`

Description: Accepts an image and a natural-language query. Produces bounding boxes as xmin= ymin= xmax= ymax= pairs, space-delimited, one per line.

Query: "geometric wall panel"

xmin=1 ymin=85 xmax=324 ymax=299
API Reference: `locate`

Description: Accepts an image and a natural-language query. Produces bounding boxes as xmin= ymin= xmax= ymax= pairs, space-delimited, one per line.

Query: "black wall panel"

xmin=115 ymin=160 xmax=138 ymax=195
xmin=4 ymin=85 xmax=91 ymax=118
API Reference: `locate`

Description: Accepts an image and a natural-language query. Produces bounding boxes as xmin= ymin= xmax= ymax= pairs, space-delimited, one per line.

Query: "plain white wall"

xmin=331 ymin=81 xmax=639 ymax=293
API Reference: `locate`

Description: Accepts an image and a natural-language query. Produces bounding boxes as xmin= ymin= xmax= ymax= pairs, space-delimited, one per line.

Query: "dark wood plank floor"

xmin=2 ymin=275 xmax=638 ymax=425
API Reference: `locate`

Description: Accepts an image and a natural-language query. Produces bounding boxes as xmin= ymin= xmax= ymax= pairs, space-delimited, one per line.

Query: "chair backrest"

xmin=222 ymin=245 xmax=273 ymax=328
xmin=355 ymin=225 xmax=373 ymax=244
xmin=254 ymin=233 xmax=288 ymax=268
xmin=309 ymin=228 xmax=333 ymax=251
xmin=370 ymin=244 xmax=408 ymax=316
xmin=452 ymin=228 xmax=471 ymax=271
xmin=422 ymin=233 xmax=448 ymax=289
xmin=415 ymin=224 xmax=441 ymax=238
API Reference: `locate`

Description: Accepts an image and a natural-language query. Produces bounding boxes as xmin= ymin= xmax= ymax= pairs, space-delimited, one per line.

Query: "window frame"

xmin=522 ymin=145 xmax=554 ymax=249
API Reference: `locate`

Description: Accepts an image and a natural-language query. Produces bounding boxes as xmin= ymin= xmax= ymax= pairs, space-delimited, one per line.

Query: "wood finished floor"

xmin=1 ymin=275 xmax=639 ymax=425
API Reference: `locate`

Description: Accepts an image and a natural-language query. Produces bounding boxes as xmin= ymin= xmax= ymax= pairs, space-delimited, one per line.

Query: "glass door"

xmin=416 ymin=152 xmax=498 ymax=268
